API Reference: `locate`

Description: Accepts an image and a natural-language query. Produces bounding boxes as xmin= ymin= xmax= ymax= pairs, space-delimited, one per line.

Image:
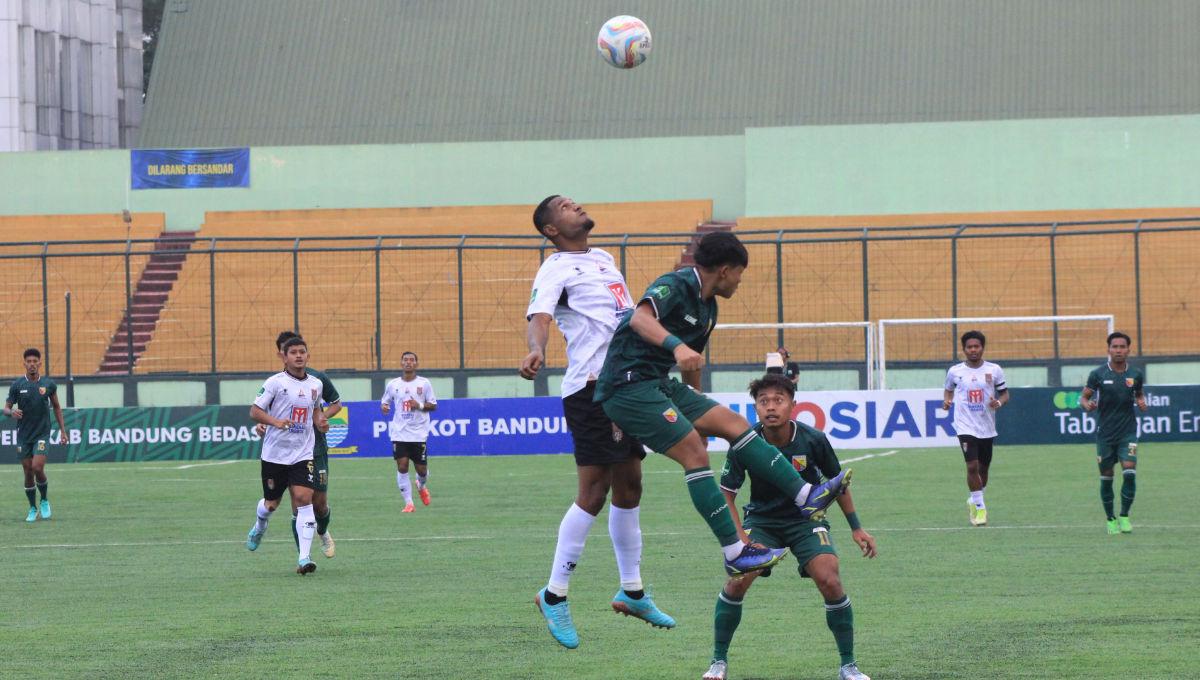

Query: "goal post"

xmin=711 ymin=322 xmax=877 ymax=389
xmin=877 ymin=314 xmax=1115 ymax=389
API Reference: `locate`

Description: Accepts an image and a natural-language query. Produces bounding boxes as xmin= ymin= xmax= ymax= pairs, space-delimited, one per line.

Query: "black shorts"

xmin=393 ymin=441 xmax=428 ymax=465
xmin=563 ymin=382 xmax=645 ymax=466
xmin=958 ymin=435 xmax=995 ymax=465
xmin=261 ymin=459 xmax=316 ymax=501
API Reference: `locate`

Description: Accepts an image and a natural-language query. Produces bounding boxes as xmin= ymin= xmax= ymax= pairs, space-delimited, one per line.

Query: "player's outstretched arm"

xmin=836 ymin=490 xmax=877 ymax=559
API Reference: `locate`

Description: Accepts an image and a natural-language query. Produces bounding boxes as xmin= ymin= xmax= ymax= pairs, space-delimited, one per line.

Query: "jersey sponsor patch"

xmin=662 ymin=408 xmax=678 ymax=423
xmin=649 ymin=284 xmax=671 ymax=300
xmin=529 ymin=288 xmax=537 ymax=303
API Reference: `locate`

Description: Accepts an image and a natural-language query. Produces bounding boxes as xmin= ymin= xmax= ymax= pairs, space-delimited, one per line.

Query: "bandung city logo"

xmin=326 ymin=409 xmax=349 ymax=447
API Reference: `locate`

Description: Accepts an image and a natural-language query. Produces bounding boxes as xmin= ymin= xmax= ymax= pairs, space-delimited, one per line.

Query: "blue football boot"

xmin=246 ymin=525 xmax=265 ymax=551
xmin=611 ymin=587 xmax=676 ymax=629
xmin=724 ymin=543 xmax=787 ymax=576
xmin=39 ymin=499 xmax=51 ymax=519
xmin=25 ymin=506 xmax=37 ymax=523
xmin=799 ymin=468 xmax=853 ymax=521
xmin=535 ymin=588 xmax=579 ymax=649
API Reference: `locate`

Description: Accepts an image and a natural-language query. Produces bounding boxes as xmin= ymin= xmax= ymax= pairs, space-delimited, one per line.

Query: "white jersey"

xmin=254 ymin=370 xmax=323 ymax=466
xmin=382 ymin=375 xmax=437 ymax=442
xmin=944 ymin=361 xmax=1007 ymax=438
xmin=526 ymin=248 xmax=634 ymax=397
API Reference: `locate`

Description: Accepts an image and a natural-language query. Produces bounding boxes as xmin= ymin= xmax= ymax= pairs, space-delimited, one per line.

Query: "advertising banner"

xmin=3 ymin=387 xmax=1194 ymax=463
xmin=994 ymin=385 xmax=1200 ymax=445
xmin=130 ymin=147 xmax=250 ymax=189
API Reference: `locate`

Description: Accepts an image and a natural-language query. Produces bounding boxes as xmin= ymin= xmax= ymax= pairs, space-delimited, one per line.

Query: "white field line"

xmin=840 ymin=449 xmax=899 ymax=464
xmin=9 ymin=523 xmax=1197 ymax=551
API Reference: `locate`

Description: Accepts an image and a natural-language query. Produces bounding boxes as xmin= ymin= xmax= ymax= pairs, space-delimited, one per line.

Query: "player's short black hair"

xmin=1107 ymin=331 xmax=1132 ymax=347
xmin=401 ymin=351 xmax=418 ymax=362
xmin=961 ymin=330 xmax=986 ymax=348
xmin=281 ymin=336 xmax=307 ymax=353
xmin=532 ymin=195 xmax=560 ymax=236
xmin=23 ymin=348 xmax=40 ymax=359
xmin=275 ymin=330 xmax=300 ymax=351
xmin=748 ymin=372 xmax=796 ymax=400
xmin=693 ymin=231 xmax=749 ymax=269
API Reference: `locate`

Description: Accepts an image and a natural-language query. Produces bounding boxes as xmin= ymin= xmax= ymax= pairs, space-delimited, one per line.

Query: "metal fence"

xmin=1 ymin=217 xmax=1197 ymax=378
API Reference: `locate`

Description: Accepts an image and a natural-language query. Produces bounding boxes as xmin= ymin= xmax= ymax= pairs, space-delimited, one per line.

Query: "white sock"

xmin=608 ymin=505 xmax=644 ymax=592
xmin=970 ymin=490 xmax=985 ymax=508
xmin=417 ymin=473 xmax=428 ymax=489
xmin=254 ymin=498 xmax=273 ymax=532
xmin=397 ymin=471 xmax=412 ymax=503
xmin=547 ymin=503 xmax=596 ymax=597
xmin=793 ymin=482 xmax=814 ymax=508
xmin=722 ymin=542 xmax=745 ymax=561
xmin=296 ymin=504 xmax=316 ymax=561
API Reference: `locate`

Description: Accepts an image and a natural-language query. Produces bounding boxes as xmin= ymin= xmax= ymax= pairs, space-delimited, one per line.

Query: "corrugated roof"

xmin=140 ymin=0 xmax=1200 ymax=147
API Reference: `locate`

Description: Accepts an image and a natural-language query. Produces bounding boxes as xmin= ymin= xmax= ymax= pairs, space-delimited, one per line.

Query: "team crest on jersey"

xmin=38 ymin=386 xmax=46 ymax=395
xmin=311 ymin=388 xmax=318 ymax=400
xmin=985 ymin=373 xmax=993 ymax=384
xmin=1126 ymin=378 xmax=1135 ymax=387
xmin=791 ymin=455 xmax=807 ymax=472
xmin=416 ymin=387 xmax=423 ymax=395
xmin=662 ymin=408 xmax=678 ymax=423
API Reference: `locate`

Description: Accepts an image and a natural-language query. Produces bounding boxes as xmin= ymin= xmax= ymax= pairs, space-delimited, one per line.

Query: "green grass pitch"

xmin=2 ymin=443 xmax=1197 ymax=679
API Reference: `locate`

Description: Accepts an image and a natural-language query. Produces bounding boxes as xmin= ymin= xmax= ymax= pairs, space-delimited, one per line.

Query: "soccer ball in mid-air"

xmin=597 ymin=15 xmax=652 ymax=69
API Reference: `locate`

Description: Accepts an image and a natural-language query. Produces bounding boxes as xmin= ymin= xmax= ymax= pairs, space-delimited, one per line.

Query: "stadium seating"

xmin=0 ymin=213 xmax=164 ymax=376
xmin=139 ymin=201 xmax=709 ymax=372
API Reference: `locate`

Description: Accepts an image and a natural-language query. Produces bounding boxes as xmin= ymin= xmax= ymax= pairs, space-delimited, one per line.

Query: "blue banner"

xmin=130 ymin=148 xmax=250 ymax=189
xmin=326 ymin=397 xmax=572 ymax=457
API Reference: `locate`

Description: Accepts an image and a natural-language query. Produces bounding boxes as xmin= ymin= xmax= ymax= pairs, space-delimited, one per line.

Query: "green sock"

xmin=24 ymin=486 xmax=36 ymax=507
xmin=316 ymin=508 xmax=331 ymax=535
xmin=730 ymin=429 xmax=804 ymax=499
xmin=684 ymin=467 xmax=740 ymax=546
xmin=36 ymin=481 xmax=47 ymax=501
xmin=713 ymin=589 xmax=743 ymax=662
xmin=291 ymin=511 xmax=300 ymax=551
xmin=1120 ymin=469 xmax=1136 ymax=516
xmin=1100 ymin=476 xmax=1115 ymax=520
xmin=825 ymin=596 xmax=855 ymax=666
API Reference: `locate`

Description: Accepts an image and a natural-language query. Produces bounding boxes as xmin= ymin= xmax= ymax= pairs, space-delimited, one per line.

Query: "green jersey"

xmin=595 ymin=267 xmax=717 ymax=401
xmin=1085 ymin=363 xmax=1145 ymax=443
xmin=7 ymin=375 xmax=58 ymax=443
xmin=721 ymin=420 xmax=842 ymax=522
xmin=307 ymin=369 xmax=342 ymax=452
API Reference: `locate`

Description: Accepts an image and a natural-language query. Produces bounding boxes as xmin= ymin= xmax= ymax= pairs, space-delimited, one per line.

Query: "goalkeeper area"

xmin=4 ymin=443 xmax=1195 ymax=679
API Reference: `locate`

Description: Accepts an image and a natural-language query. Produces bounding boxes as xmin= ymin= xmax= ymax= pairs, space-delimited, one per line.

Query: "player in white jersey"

xmin=245 ymin=335 xmax=327 ymax=574
xmin=381 ymin=351 xmax=437 ymax=513
xmin=520 ymin=195 xmax=674 ymax=650
xmin=942 ymin=330 xmax=1009 ymax=526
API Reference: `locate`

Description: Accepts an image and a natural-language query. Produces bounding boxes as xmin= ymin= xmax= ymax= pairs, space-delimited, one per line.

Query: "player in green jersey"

xmin=253 ymin=331 xmax=342 ymax=556
xmin=4 ymin=348 xmax=67 ymax=523
xmin=700 ymin=374 xmax=877 ymax=680
xmin=595 ymin=232 xmax=851 ymax=577
xmin=1079 ymin=332 xmax=1147 ymax=534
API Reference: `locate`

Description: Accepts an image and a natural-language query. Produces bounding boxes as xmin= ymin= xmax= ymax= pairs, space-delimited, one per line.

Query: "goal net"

xmin=708 ymin=322 xmax=876 ymax=390
xmin=877 ymin=314 xmax=1115 ymax=389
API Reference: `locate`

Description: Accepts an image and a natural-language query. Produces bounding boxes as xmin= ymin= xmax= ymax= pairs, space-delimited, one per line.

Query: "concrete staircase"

xmin=98 ymin=231 xmax=197 ymax=374
xmin=677 ymin=221 xmax=736 ymax=267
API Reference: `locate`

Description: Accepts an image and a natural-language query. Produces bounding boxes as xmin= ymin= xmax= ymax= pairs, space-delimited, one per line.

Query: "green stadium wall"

xmin=4 ymin=115 xmax=1200 ymax=231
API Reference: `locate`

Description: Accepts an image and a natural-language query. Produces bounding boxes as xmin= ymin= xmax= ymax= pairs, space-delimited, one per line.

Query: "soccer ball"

xmin=597 ymin=15 xmax=652 ymax=69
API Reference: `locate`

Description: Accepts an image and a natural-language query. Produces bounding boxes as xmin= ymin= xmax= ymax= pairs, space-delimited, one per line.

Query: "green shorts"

xmin=1097 ymin=437 xmax=1138 ymax=469
xmin=15 ymin=437 xmax=49 ymax=460
xmin=744 ymin=515 xmax=837 ymax=578
xmin=599 ymin=377 xmax=719 ymax=454
xmin=312 ymin=447 xmax=329 ymax=492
